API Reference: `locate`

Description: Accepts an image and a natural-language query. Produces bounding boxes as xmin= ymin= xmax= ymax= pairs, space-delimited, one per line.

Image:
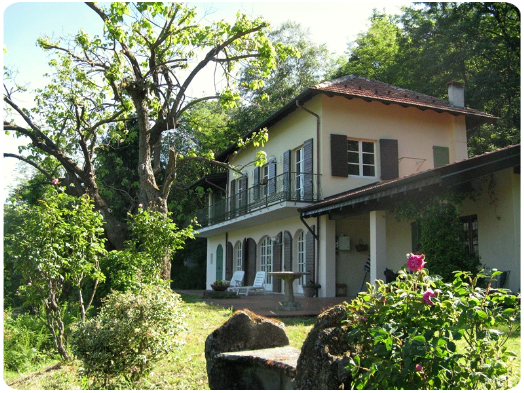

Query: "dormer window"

xmin=347 ymin=139 xmax=376 ymax=177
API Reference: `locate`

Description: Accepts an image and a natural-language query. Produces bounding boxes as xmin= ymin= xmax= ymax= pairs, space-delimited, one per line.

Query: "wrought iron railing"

xmin=191 ymin=172 xmax=322 ymax=228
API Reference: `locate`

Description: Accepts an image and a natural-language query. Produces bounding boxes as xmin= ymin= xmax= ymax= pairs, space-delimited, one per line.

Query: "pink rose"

xmin=407 ymin=253 xmax=426 ymax=271
xmin=423 ymin=290 xmax=436 ymax=305
xmin=51 ymin=178 xmax=59 ymax=185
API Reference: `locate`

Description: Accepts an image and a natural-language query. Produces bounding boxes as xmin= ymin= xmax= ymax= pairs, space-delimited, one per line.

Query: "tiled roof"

xmin=312 ymin=75 xmax=496 ymax=120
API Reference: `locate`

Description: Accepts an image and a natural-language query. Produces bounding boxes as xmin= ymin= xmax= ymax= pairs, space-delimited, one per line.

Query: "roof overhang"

xmin=188 ymin=172 xmax=227 ymax=191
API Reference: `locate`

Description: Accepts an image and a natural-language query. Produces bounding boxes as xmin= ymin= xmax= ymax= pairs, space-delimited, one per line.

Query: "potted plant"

xmin=211 ymin=280 xmax=230 ymax=291
xmin=302 ymin=280 xmax=321 ymax=297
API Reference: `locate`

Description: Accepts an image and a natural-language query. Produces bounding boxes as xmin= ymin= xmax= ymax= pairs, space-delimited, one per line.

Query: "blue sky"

xmin=2 ymin=1 xmax=411 ymax=200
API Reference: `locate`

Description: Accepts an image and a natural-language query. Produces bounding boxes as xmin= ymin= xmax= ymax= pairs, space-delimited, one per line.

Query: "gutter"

xmin=296 ymin=100 xmax=321 ymax=285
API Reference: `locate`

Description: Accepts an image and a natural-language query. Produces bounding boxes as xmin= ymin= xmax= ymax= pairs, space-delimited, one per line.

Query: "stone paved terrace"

xmin=173 ymin=289 xmax=354 ymax=317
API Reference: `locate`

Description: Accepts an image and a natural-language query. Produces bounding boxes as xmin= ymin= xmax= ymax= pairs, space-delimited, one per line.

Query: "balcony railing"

xmin=192 ymin=172 xmax=322 ymax=229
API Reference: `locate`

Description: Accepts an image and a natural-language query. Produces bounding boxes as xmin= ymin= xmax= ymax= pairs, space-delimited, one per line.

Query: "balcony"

xmin=191 ymin=172 xmax=322 ymax=235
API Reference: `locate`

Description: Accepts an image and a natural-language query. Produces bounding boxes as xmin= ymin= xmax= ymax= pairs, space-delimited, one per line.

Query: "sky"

xmin=1 ymin=0 xmax=412 ymax=201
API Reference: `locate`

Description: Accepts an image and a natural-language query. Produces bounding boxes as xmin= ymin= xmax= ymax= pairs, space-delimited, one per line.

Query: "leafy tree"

xmin=4 ymin=2 xmax=295 ymax=279
xmin=336 ymin=2 xmax=520 ymax=155
xmin=5 ymin=187 xmax=107 ymax=361
xmin=97 ymin=206 xmax=195 ymax=298
xmin=231 ymin=21 xmax=336 ymax=134
xmin=338 ymin=10 xmax=402 ymax=83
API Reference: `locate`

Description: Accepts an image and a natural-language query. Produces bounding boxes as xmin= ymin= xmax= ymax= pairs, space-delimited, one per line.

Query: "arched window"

xmin=260 ymin=236 xmax=273 ymax=285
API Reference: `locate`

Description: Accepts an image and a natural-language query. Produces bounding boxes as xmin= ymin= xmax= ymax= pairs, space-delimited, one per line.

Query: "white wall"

xmin=459 ymin=169 xmax=520 ymax=292
xmin=319 ymin=95 xmax=468 ymax=197
xmin=205 ymin=215 xmax=318 ymax=291
xmin=226 ymin=100 xmax=321 ymax=184
xmin=335 ymin=215 xmax=371 ymax=297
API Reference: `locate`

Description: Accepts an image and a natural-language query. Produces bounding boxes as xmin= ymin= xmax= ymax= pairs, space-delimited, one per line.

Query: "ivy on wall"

xmin=388 ymin=190 xmax=481 ymax=281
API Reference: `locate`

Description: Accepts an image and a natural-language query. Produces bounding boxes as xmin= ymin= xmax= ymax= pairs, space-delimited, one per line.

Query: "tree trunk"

xmin=44 ymin=295 xmax=71 ymax=362
xmin=131 ymin=84 xmax=173 ymax=280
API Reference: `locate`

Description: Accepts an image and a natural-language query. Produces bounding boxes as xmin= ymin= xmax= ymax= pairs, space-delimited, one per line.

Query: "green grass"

xmin=4 ymin=293 xmax=316 ymax=390
xmin=4 ymin=295 xmax=520 ymax=390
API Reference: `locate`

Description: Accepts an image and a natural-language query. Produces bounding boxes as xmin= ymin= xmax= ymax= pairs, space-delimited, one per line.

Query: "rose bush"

xmin=345 ymin=255 xmax=519 ymax=390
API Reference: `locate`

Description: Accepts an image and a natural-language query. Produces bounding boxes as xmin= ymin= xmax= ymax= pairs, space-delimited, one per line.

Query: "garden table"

xmin=268 ymin=271 xmax=309 ymax=311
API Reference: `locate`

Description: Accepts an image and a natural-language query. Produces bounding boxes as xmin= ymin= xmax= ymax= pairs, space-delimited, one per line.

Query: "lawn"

xmin=3 ymin=293 xmax=316 ymax=390
xmin=3 ymin=293 xmax=520 ymax=390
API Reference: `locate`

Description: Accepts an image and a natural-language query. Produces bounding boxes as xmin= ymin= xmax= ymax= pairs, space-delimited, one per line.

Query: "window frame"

xmin=260 ymin=236 xmax=273 ymax=285
xmin=296 ymin=230 xmax=306 ymax=286
xmin=347 ymin=138 xmax=377 ymax=178
xmin=234 ymin=241 xmax=243 ymax=271
xmin=294 ymin=146 xmax=305 ymax=199
xmin=461 ymin=215 xmax=479 ymax=255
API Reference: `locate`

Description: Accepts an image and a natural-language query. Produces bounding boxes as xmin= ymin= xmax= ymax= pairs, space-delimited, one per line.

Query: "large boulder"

xmin=293 ymin=304 xmax=355 ymax=389
xmin=205 ymin=309 xmax=290 ymax=389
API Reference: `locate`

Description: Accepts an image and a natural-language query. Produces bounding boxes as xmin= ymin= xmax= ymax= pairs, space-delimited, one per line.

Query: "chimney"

xmin=447 ymin=81 xmax=465 ymax=108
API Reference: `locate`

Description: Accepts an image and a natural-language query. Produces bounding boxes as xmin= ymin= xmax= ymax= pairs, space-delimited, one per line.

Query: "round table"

xmin=268 ymin=271 xmax=309 ymax=311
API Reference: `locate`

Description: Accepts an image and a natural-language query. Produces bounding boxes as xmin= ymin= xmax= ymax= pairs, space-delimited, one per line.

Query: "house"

xmin=191 ymin=75 xmax=520 ymax=297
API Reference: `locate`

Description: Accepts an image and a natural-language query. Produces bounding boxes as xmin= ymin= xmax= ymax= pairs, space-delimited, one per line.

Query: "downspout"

xmin=295 ymin=100 xmax=321 ymax=195
xmin=296 ymin=100 xmax=322 ymax=286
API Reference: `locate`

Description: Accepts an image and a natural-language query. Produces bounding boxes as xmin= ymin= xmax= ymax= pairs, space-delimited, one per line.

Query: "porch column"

xmin=318 ymin=215 xmax=336 ymax=297
xmin=370 ymin=211 xmax=387 ymax=284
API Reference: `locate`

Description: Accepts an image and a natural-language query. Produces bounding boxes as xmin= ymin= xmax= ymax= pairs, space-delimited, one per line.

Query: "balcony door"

xmin=260 ymin=236 xmax=273 ymax=291
xmin=295 ymin=147 xmax=305 ymax=200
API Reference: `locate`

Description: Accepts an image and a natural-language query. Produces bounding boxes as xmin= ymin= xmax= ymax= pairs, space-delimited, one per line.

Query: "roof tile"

xmin=312 ymin=75 xmax=495 ymax=119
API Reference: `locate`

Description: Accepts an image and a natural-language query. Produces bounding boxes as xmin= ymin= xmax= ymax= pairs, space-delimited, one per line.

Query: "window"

xmin=297 ymin=231 xmax=306 ymax=285
xmin=461 ymin=215 xmax=478 ymax=255
xmin=261 ymin=164 xmax=269 ymax=196
xmin=347 ymin=139 xmax=376 ymax=177
xmin=236 ymin=178 xmax=244 ymax=209
xmin=260 ymin=237 xmax=273 ymax=285
xmin=295 ymin=147 xmax=305 ymax=199
xmin=234 ymin=241 xmax=243 ymax=271
xmin=433 ymin=146 xmax=450 ymax=168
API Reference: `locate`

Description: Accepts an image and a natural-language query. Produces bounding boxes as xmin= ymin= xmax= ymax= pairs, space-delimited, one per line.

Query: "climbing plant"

xmin=388 ymin=192 xmax=480 ymax=281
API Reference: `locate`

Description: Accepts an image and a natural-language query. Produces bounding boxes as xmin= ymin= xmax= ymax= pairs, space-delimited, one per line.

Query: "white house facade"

xmin=190 ymin=75 xmax=520 ymax=296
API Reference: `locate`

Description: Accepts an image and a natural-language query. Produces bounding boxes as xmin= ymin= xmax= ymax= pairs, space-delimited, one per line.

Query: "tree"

xmin=4 ymin=2 xmax=295 ymax=279
xmin=5 ymin=187 xmax=107 ymax=361
xmin=338 ymin=10 xmax=402 ymax=83
xmin=231 ymin=21 xmax=336 ymax=134
xmin=335 ymin=3 xmax=520 ymax=154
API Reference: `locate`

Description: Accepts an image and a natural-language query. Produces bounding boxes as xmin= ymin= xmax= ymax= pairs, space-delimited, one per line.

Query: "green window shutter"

xmin=433 ymin=146 xmax=450 ymax=168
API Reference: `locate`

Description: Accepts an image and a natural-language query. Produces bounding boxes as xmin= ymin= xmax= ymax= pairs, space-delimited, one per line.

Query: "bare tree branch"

xmin=3 ymin=153 xmax=54 ymax=180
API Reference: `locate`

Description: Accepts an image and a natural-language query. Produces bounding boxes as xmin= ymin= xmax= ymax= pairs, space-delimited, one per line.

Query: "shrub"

xmin=3 ymin=309 xmax=60 ymax=372
xmin=5 ymin=188 xmax=107 ymax=361
xmin=345 ymin=255 xmax=520 ymax=390
xmin=70 ymin=284 xmax=185 ymax=388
